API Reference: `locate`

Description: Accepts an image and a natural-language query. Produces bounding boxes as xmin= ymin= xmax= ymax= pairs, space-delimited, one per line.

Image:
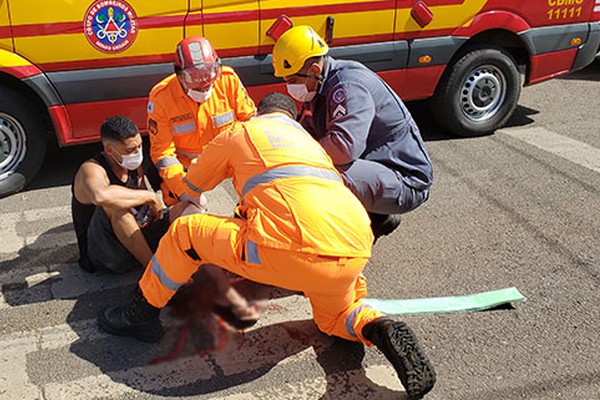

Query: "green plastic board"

xmin=363 ymin=287 xmax=525 ymax=316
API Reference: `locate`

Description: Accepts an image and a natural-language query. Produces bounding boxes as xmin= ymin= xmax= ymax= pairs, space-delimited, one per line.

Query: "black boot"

xmin=369 ymin=213 xmax=401 ymax=241
xmin=363 ymin=317 xmax=436 ymax=399
xmin=98 ymin=286 xmax=163 ymax=343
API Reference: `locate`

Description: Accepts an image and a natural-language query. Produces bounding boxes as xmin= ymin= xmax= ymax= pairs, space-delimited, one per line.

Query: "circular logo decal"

xmin=84 ymin=0 xmax=138 ymax=53
xmin=332 ymin=88 xmax=347 ymax=104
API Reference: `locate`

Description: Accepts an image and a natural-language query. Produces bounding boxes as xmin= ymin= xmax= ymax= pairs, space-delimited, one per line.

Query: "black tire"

xmin=0 ymin=86 xmax=48 ymax=198
xmin=432 ymin=46 xmax=520 ymax=137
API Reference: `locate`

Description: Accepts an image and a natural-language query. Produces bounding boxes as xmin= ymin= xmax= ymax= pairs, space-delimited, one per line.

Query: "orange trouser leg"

xmin=248 ymin=248 xmax=384 ymax=345
xmin=139 ymin=213 xmax=245 ymax=308
xmin=307 ymin=271 xmax=384 ymax=345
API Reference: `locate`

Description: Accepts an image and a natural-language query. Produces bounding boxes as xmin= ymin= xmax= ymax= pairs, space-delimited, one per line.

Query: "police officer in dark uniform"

xmin=272 ymin=25 xmax=433 ymax=240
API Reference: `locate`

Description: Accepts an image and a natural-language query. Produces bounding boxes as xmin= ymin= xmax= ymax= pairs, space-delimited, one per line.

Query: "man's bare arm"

xmin=73 ymin=161 xmax=162 ymax=212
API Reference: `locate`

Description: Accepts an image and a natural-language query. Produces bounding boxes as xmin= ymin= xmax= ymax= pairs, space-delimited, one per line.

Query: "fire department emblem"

xmin=84 ymin=0 xmax=138 ymax=53
xmin=332 ymin=88 xmax=347 ymax=104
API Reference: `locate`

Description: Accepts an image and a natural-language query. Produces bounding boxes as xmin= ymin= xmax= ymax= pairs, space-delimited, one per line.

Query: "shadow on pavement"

xmin=0 ymin=222 xmax=82 ymax=307
xmin=503 ymin=104 xmax=540 ymax=129
xmin=558 ymin=54 xmax=600 ymax=82
xmin=406 ymin=100 xmax=458 ymax=142
xmin=25 ymin=141 xmax=100 ymax=192
xmin=406 ymin=99 xmax=539 ymax=141
xmin=65 ymin=280 xmax=406 ymax=399
xmin=0 ymin=218 xmax=149 ymax=311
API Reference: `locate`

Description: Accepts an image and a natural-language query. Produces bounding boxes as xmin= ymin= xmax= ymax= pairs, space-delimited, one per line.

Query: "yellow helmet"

xmin=272 ymin=25 xmax=329 ymax=78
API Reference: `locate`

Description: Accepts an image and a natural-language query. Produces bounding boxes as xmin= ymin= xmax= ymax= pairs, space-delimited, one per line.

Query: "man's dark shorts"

xmin=87 ymin=207 xmax=170 ymax=273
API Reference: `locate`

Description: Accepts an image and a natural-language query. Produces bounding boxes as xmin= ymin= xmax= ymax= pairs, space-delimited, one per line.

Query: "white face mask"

xmin=286 ymin=83 xmax=316 ymax=103
xmin=187 ymin=86 xmax=213 ymax=103
xmin=112 ymin=146 xmax=143 ymax=171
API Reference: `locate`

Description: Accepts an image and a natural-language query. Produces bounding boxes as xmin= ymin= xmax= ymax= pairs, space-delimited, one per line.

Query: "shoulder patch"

xmin=148 ymin=118 xmax=158 ymax=135
xmin=332 ymin=88 xmax=347 ymax=104
xmin=147 ymin=101 xmax=154 ymax=113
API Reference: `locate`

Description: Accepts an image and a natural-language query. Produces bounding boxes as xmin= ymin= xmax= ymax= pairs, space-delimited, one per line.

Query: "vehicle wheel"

xmin=432 ymin=46 xmax=520 ymax=137
xmin=0 ymin=86 xmax=47 ymax=198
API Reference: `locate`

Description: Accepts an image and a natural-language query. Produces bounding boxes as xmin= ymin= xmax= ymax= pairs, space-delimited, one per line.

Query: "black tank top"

xmin=71 ymin=152 xmax=141 ymax=271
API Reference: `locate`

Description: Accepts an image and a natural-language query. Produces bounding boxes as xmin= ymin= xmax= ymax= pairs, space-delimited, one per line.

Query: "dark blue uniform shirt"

xmin=300 ymin=57 xmax=433 ymax=191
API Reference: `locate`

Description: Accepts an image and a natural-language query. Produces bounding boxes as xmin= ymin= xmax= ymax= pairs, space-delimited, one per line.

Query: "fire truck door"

xmin=256 ymin=1 xmax=405 ymax=86
xmin=188 ymin=0 xmax=260 ymax=85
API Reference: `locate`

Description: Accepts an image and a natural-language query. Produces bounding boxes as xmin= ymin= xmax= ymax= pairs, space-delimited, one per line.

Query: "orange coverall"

xmin=139 ymin=113 xmax=384 ymax=344
xmin=147 ymin=66 xmax=255 ymax=204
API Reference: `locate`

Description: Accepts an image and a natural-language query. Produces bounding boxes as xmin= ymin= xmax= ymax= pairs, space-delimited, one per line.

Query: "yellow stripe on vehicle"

xmin=0 ymin=49 xmax=35 ymax=68
xmin=8 ymin=2 xmax=188 ymax=25
xmin=201 ymin=21 xmax=259 ymax=50
xmin=261 ymin=10 xmax=396 ymax=42
xmin=396 ymin=0 xmax=488 ymax=32
xmin=15 ymin=27 xmax=183 ymax=63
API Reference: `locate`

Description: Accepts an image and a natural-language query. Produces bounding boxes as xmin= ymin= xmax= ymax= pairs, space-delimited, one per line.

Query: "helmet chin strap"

xmin=294 ymin=72 xmax=322 ymax=81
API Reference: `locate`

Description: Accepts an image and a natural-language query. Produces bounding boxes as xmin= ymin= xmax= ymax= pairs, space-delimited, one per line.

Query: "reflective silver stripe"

xmin=246 ymin=240 xmax=262 ymax=265
xmin=183 ymin=176 xmax=203 ymax=194
xmin=242 ymin=165 xmax=341 ymax=197
xmin=173 ymin=120 xmax=196 ymax=134
xmin=150 ymin=255 xmax=182 ymax=292
xmin=213 ymin=110 xmax=234 ymax=127
xmin=156 ymin=156 xmax=181 ymax=170
xmin=257 ymin=114 xmax=308 ymax=133
xmin=345 ymin=304 xmax=369 ymax=337
xmin=175 ymin=150 xmax=199 ymax=158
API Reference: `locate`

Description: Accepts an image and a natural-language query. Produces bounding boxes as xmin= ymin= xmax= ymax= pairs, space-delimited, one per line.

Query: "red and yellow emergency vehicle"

xmin=0 ymin=0 xmax=599 ymax=197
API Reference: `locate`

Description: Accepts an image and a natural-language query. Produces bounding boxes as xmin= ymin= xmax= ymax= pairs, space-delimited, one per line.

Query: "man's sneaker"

xmin=369 ymin=213 xmax=401 ymax=241
xmin=98 ymin=285 xmax=163 ymax=343
xmin=363 ymin=317 xmax=436 ymax=399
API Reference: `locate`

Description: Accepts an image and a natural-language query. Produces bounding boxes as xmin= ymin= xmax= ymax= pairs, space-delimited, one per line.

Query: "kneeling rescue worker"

xmin=98 ymin=93 xmax=436 ymax=400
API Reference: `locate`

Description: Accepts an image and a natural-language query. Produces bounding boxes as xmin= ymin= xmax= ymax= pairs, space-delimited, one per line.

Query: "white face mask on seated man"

xmin=111 ymin=145 xmax=143 ymax=171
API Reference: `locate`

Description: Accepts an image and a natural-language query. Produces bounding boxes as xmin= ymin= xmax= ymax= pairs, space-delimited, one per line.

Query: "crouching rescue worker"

xmin=147 ymin=35 xmax=255 ymax=206
xmin=72 ymin=116 xmax=256 ymax=327
xmin=146 ymin=36 xmax=259 ymax=326
xmin=98 ymin=94 xmax=436 ymax=399
xmin=272 ymin=26 xmax=434 ymax=241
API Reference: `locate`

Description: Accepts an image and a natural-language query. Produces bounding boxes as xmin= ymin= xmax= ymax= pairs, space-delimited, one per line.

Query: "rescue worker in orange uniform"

xmin=99 ymin=93 xmax=436 ymax=400
xmin=147 ymin=36 xmax=255 ymax=206
xmin=145 ymin=36 xmax=258 ymax=327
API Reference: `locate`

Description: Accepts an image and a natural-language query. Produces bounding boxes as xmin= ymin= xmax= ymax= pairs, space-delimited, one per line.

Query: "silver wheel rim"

xmin=0 ymin=113 xmax=27 ymax=180
xmin=460 ymin=64 xmax=506 ymax=122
